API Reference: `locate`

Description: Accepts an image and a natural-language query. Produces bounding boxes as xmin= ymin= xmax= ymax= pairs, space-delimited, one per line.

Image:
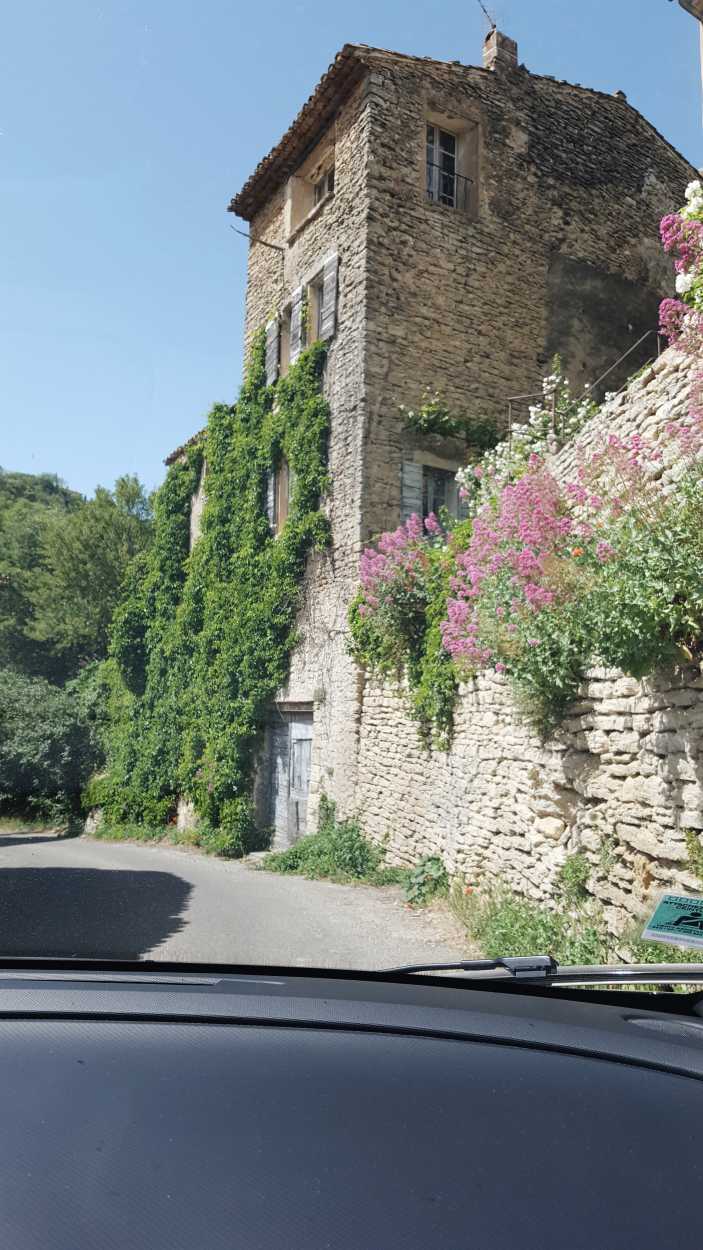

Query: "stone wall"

xmin=357 ymin=666 xmax=703 ymax=937
xmin=354 ymin=348 xmax=703 ymax=935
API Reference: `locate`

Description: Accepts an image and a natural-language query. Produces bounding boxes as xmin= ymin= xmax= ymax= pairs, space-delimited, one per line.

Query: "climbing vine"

xmin=97 ymin=335 xmax=330 ymax=853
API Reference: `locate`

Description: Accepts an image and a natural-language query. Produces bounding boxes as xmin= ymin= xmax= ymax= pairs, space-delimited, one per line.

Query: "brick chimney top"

xmin=482 ymin=29 xmax=518 ymax=72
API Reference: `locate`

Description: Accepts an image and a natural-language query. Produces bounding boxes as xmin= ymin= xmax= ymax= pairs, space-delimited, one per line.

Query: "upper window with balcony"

xmin=424 ymin=117 xmax=478 ymax=216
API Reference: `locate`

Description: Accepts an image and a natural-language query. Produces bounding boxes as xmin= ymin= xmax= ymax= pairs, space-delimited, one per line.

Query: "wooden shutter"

xmin=318 ymin=253 xmax=339 ymax=340
xmin=265 ymin=471 xmax=275 ymax=527
xmin=265 ymin=318 xmax=280 ymax=386
xmin=400 ymin=460 xmax=424 ymax=523
xmin=289 ymin=288 xmax=303 ymax=364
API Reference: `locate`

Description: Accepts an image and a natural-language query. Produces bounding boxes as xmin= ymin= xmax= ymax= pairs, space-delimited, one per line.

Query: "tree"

xmin=0 ymin=470 xmax=81 ymax=681
xmin=0 ymin=666 xmax=105 ymax=819
xmin=28 ymin=475 xmax=153 ymax=668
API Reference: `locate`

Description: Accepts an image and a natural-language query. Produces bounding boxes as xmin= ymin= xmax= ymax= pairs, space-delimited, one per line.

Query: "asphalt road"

xmin=0 ymin=832 xmax=468 ymax=968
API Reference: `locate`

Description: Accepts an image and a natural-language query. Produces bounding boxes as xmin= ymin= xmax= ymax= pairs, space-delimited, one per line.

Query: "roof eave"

xmin=228 ymin=44 xmax=367 ymax=221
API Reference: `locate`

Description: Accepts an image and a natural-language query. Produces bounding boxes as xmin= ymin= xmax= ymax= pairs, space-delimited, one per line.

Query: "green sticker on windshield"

xmin=642 ymin=893 xmax=703 ymax=949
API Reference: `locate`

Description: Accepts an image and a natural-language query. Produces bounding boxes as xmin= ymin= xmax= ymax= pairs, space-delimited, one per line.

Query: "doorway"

xmin=265 ymin=707 xmax=314 ymax=849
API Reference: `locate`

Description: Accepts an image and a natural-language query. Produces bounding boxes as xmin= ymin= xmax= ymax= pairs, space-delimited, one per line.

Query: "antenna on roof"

xmin=475 ymin=0 xmax=496 ymax=29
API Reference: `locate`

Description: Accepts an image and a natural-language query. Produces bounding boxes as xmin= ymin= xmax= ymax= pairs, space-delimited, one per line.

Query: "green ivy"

xmin=98 ymin=335 xmax=330 ymax=853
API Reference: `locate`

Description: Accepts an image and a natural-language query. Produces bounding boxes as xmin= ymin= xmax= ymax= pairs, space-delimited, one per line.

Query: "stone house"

xmin=189 ymin=30 xmax=694 ymax=848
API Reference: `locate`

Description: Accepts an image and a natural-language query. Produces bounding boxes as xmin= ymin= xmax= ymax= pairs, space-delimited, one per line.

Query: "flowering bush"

xmin=455 ymin=358 xmax=598 ymax=519
xmin=349 ymin=514 xmax=460 ymax=745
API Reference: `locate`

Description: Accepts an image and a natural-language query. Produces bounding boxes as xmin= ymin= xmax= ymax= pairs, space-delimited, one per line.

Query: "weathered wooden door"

xmin=267 ymin=709 xmax=313 ymax=849
xmin=288 ymin=714 xmax=313 ymax=841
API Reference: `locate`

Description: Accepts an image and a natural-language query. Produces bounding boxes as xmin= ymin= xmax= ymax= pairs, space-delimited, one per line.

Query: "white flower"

xmin=685 ymin=179 xmax=702 ymax=202
xmin=676 ymin=270 xmax=695 ymax=295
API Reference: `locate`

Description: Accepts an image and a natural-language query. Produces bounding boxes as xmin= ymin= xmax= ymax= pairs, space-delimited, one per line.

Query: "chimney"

xmin=482 ymin=28 xmax=518 ymax=72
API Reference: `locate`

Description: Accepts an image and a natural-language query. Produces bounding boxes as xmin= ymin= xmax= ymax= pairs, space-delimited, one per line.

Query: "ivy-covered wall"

xmin=97 ymin=336 xmax=330 ymax=854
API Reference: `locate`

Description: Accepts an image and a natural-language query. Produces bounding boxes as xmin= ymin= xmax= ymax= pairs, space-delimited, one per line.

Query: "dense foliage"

xmin=0 ymin=469 xmax=152 ymax=819
xmin=0 ymin=469 xmax=82 ymax=681
xmin=30 ymin=476 xmax=153 ymax=668
xmin=99 ymin=336 xmax=330 ymax=852
xmin=0 ymin=470 xmax=152 ymax=681
xmin=0 ymin=666 xmax=105 ymax=820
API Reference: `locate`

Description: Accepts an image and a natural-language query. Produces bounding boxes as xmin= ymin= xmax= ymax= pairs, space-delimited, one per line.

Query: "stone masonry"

xmin=219 ymin=33 xmax=695 ymax=851
xmin=356 ymin=349 xmax=703 ymax=936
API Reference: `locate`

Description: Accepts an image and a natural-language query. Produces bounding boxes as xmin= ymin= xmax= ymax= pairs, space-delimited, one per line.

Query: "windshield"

xmin=3 ymin=0 xmax=703 ymax=978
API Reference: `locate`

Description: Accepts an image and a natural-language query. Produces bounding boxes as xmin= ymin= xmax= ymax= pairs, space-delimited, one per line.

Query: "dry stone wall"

xmin=355 ymin=349 xmax=703 ymax=935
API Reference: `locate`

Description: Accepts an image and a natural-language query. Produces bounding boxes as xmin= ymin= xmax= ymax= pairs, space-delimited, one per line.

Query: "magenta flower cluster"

xmin=357 ymin=513 xmax=441 ymax=619
xmin=440 ymin=463 xmax=571 ymax=665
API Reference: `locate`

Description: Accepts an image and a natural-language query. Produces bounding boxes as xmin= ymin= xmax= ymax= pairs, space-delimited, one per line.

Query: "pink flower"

xmin=596 ymin=541 xmax=616 ymax=563
xmin=495 ymin=662 xmax=506 ymax=673
xmin=473 ymin=465 xmax=483 ymax=480
xmin=424 ymin=512 xmax=442 ymax=536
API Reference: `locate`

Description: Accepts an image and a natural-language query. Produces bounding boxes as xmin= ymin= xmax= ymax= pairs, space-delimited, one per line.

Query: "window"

xmin=426 ymin=124 xmax=458 ymax=207
xmin=313 ymin=166 xmax=334 ymax=206
xmin=401 ymin=460 xmax=467 ymax=524
xmin=263 ymin=255 xmax=338 ymax=386
xmin=287 ymin=142 xmax=336 ymax=236
xmin=266 ymin=458 xmax=296 ymax=535
xmin=423 ymin=466 xmax=458 ymax=516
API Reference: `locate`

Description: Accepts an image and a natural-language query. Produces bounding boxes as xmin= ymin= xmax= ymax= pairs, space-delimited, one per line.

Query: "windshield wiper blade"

xmin=385 ymin=956 xmax=558 ymax=979
xmin=384 ymin=956 xmax=703 ymax=986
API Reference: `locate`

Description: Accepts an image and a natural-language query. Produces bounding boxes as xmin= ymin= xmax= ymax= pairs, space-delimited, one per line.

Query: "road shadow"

xmin=0 ymin=835 xmax=67 ymax=849
xmin=0 ymin=868 xmax=192 ymax=958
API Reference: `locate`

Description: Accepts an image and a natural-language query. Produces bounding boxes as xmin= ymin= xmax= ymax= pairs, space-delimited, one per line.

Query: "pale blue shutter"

xmin=265 ymin=318 xmax=280 ymax=385
xmin=289 ymin=288 xmax=304 ymax=364
xmin=318 ymin=254 xmax=338 ymax=340
xmin=400 ymin=461 xmax=424 ymax=523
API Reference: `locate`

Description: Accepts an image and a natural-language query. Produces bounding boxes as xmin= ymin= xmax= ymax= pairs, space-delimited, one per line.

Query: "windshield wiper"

xmin=384 ymin=956 xmax=703 ymax=986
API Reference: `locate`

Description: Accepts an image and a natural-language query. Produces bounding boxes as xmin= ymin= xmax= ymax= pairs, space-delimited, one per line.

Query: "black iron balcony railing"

xmin=426 ymin=162 xmax=472 ymax=211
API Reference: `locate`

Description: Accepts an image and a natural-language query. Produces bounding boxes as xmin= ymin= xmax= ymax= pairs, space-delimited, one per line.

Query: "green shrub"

xmin=92 ymin=817 xmax=271 ymax=860
xmin=556 ymin=852 xmax=591 ymax=906
xmin=0 ymin=666 xmax=103 ymax=820
xmin=403 ymin=856 xmax=449 ymax=906
xmin=264 ymin=798 xmax=406 ymax=885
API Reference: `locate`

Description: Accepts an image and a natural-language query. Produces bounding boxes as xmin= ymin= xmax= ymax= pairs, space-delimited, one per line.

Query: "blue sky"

xmin=2 ymin=0 xmax=702 ymax=497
